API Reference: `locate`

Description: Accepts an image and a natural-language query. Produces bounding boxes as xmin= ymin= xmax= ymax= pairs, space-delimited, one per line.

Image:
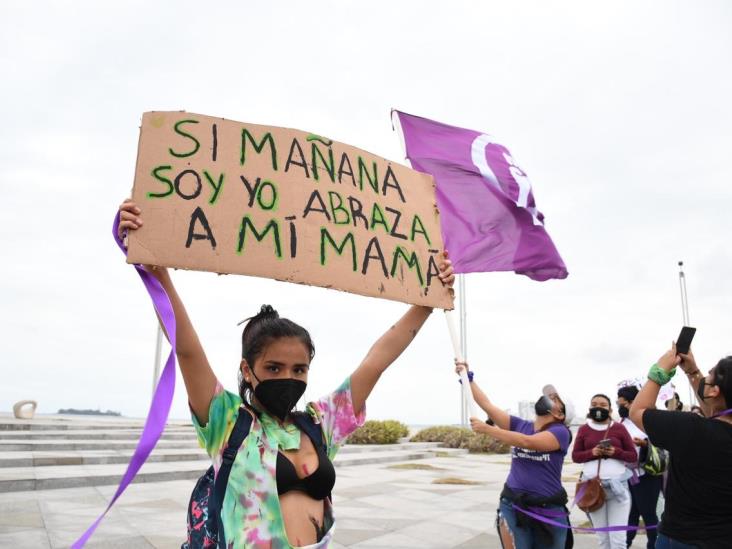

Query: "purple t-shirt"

xmin=505 ymin=416 xmax=570 ymax=498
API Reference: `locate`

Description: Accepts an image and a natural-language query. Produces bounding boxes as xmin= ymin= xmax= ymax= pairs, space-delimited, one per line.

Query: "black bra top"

xmin=276 ymin=438 xmax=335 ymax=500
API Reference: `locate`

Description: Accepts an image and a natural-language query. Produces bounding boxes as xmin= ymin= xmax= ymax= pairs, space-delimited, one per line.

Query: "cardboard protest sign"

xmin=128 ymin=112 xmax=454 ymax=309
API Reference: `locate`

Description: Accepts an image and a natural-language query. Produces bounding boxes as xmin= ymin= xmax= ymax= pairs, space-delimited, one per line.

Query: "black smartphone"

xmin=676 ymin=326 xmax=696 ymax=355
xmin=598 ymin=438 xmax=612 ymax=448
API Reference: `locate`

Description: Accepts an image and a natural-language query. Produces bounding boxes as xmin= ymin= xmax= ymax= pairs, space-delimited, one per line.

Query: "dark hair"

xmin=539 ymin=396 xmax=573 ymax=444
xmin=590 ymin=393 xmax=612 ymax=408
xmin=713 ymin=356 xmax=732 ymax=409
xmin=237 ymin=305 xmax=315 ymax=404
xmin=617 ymin=385 xmax=639 ymax=402
xmin=665 ymin=392 xmax=683 ymax=411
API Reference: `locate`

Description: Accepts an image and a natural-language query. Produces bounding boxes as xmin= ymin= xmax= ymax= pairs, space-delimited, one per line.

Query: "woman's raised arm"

xmin=118 ymin=199 xmax=217 ymax=424
xmin=455 ymin=362 xmax=511 ymax=430
xmin=349 ymin=253 xmax=455 ymax=415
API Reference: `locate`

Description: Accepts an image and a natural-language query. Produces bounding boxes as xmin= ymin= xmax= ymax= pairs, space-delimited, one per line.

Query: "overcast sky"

xmin=1 ymin=1 xmax=731 ymax=425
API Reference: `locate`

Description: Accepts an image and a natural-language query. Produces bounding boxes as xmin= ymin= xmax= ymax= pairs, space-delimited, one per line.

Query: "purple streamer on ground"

xmin=72 ymin=213 xmax=178 ymax=548
xmin=513 ymin=505 xmax=657 ymax=533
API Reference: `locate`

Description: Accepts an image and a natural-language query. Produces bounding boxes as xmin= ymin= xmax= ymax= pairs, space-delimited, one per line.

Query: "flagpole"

xmin=459 ymin=274 xmax=469 ymax=426
xmin=391 ymin=109 xmax=477 ymax=423
xmin=445 ymin=309 xmax=478 ymax=419
xmin=152 ymin=324 xmax=163 ymax=399
xmin=678 ymin=261 xmax=694 ymax=407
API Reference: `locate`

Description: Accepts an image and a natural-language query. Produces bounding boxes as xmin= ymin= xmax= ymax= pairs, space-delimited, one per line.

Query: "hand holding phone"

xmin=676 ymin=326 xmax=696 ymax=355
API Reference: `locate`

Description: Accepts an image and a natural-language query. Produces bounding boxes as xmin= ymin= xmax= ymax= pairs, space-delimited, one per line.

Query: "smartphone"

xmin=676 ymin=326 xmax=696 ymax=355
xmin=599 ymin=438 xmax=612 ymax=448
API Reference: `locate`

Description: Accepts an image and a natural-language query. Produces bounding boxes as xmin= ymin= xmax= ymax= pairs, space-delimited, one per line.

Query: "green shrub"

xmin=410 ymin=425 xmax=511 ymax=454
xmin=410 ymin=425 xmax=464 ymax=443
xmin=440 ymin=428 xmax=474 ymax=448
xmin=346 ymin=419 xmax=410 ymax=444
xmin=465 ymin=433 xmax=511 ymax=454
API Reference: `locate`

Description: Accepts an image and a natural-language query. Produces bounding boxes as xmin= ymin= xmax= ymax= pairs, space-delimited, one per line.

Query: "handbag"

xmin=575 ymin=423 xmax=611 ymax=513
xmin=639 ymin=440 xmax=669 ymax=476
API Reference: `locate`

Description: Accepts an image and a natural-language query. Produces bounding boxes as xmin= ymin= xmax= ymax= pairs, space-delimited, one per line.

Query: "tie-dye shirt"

xmin=192 ymin=377 xmax=366 ymax=549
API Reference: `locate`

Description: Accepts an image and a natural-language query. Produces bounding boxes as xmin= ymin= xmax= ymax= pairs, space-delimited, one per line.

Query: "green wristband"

xmin=648 ymin=363 xmax=677 ymax=385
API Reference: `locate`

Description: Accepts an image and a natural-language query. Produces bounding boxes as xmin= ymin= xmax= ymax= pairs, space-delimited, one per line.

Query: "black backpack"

xmin=182 ymin=408 xmax=327 ymax=549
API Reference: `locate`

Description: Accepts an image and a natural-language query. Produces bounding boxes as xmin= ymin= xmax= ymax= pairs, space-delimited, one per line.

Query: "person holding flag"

xmin=398 ymin=110 xmax=570 ymax=547
xmin=456 ymin=362 xmax=573 ymax=549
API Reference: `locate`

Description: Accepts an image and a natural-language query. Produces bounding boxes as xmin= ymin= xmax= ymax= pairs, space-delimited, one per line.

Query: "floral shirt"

xmin=192 ymin=377 xmax=366 ymax=548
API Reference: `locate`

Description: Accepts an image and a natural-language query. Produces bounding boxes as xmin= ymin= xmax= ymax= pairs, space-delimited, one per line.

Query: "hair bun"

xmin=237 ymin=305 xmax=279 ymax=327
xmin=256 ymin=305 xmax=279 ymax=319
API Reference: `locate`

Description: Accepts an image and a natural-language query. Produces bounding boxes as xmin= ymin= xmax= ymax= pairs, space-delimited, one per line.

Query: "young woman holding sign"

xmin=118 ymin=199 xmax=455 ymax=549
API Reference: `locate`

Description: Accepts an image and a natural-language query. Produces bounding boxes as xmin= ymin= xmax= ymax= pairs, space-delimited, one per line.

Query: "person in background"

xmin=630 ymin=346 xmax=732 ymax=548
xmin=690 ymin=405 xmax=705 ymax=417
xmin=572 ymin=394 xmax=637 ymax=549
xmin=616 ymin=386 xmax=661 ymax=548
xmin=664 ymin=392 xmax=683 ymax=411
xmin=457 ymin=362 xmax=573 ymax=549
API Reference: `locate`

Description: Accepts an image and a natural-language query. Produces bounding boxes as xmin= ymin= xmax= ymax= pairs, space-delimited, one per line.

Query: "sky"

xmin=1 ymin=1 xmax=731 ymax=425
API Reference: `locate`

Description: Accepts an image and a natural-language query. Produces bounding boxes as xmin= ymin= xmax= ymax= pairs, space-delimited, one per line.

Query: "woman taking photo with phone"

xmin=118 ymin=199 xmax=455 ymax=549
xmin=630 ymin=345 xmax=732 ymax=548
xmin=457 ymin=362 xmax=573 ymax=549
xmin=572 ymin=394 xmax=636 ymax=549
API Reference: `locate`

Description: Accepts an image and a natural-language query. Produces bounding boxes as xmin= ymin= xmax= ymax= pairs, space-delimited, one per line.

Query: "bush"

xmin=346 ymin=420 xmax=409 ymax=444
xmin=410 ymin=425 xmax=465 ymax=443
xmin=410 ymin=425 xmax=511 ymax=454
xmin=441 ymin=428 xmax=475 ymax=449
xmin=464 ymin=433 xmax=511 ymax=454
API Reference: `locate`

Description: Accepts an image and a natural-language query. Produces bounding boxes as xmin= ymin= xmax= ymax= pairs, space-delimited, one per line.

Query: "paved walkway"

xmin=0 ymin=451 xmax=645 ymax=548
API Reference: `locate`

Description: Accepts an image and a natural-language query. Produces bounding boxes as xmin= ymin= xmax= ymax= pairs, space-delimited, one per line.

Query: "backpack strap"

xmin=212 ymin=406 xmax=253 ymax=549
xmin=291 ymin=413 xmax=330 ymax=500
xmin=291 ymin=412 xmax=327 ymax=454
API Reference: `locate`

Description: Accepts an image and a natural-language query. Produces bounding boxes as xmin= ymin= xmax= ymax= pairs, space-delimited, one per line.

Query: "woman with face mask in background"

xmin=572 ymin=394 xmax=636 ymax=549
xmin=630 ymin=346 xmax=732 ymax=549
xmin=456 ymin=362 xmax=574 ymax=549
xmin=118 ymin=200 xmax=455 ymax=548
xmin=616 ymin=386 xmax=662 ymax=548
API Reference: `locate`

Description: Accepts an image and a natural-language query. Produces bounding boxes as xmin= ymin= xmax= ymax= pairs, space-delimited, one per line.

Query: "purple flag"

xmin=395 ymin=111 xmax=567 ymax=281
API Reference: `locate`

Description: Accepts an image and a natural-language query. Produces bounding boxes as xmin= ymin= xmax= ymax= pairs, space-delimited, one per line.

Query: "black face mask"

xmin=535 ymin=396 xmax=553 ymax=416
xmin=589 ymin=407 xmax=610 ymax=422
xmin=251 ymin=370 xmax=307 ymax=421
xmin=697 ymin=378 xmax=715 ymax=402
xmin=618 ymin=405 xmax=630 ymax=419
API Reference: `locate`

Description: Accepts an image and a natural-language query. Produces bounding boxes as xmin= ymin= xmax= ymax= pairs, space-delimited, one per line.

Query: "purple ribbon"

xmin=712 ymin=408 xmax=732 ymax=418
xmin=72 ymin=213 xmax=178 ymax=548
xmin=513 ymin=504 xmax=657 ymax=533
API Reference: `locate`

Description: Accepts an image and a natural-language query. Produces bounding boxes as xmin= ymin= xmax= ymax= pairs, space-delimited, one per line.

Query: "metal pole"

xmin=678 ymin=261 xmax=693 ymax=407
xmin=678 ymin=261 xmax=690 ymax=325
xmin=460 ymin=275 xmax=468 ymax=360
xmin=152 ymin=324 xmax=163 ymax=398
xmin=445 ymin=309 xmax=478 ymax=420
xmin=459 ymin=274 xmax=468 ymax=425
